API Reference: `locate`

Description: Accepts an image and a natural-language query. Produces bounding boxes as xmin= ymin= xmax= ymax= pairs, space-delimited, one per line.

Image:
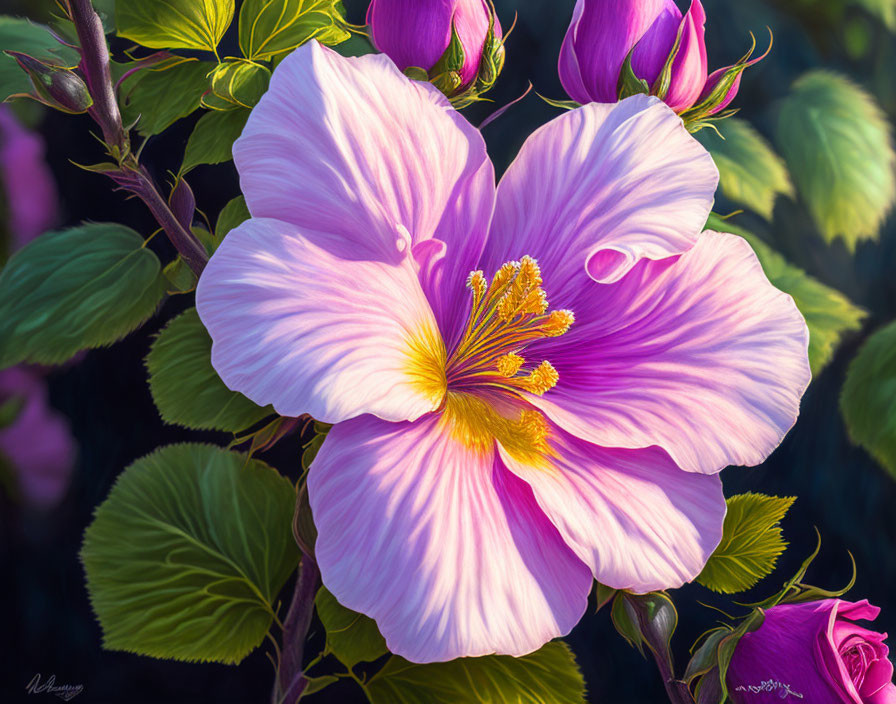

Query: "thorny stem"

xmin=66 ymin=0 xmax=209 ymax=276
xmin=272 ymin=556 xmax=321 ymax=704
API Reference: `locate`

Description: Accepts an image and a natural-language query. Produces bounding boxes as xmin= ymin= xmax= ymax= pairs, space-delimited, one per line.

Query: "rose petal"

xmin=499 ymin=420 xmax=724 ymax=592
xmin=481 ymin=95 xmax=717 ymax=299
xmin=664 ymin=0 xmax=708 ymax=112
xmin=308 ymin=411 xmax=592 ymax=663
xmin=366 ymin=0 xmax=457 ymax=73
xmin=196 ymin=218 xmax=447 ymax=423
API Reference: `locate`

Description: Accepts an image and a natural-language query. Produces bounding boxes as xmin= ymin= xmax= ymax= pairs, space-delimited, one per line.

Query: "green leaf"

xmin=616 ymin=48 xmax=650 ymax=100
xmin=147 ymin=307 xmax=272 ymax=432
xmin=365 ymin=642 xmax=586 ymax=704
xmin=334 ymin=33 xmax=376 ymax=58
xmin=315 ymin=587 xmax=387 ymax=668
xmin=162 ymin=256 xmax=197 ymax=292
xmin=854 ymin=0 xmax=896 ymax=30
xmin=181 ymin=107 xmax=249 ymax=174
xmin=120 ymin=59 xmax=214 ymax=137
xmin=207 ymin=59 xmax=270 ymax=108
xmin=706 ymin=213 xmax=866 ymax=375
xmin=696 ymin=118 xmax=794 ymax=220
xmin=115 ymin=0 xmax=235 ymax=53
xmin=238 ymin=0 xmax=350 ymax=60
xmin=841 ymin=320 xmax=896 ymax=478
xmin=0 ymin=223 xmax=165 ymax=368
xmin=216 ymin=195 xmax=250 ymax=242
xmin=0 ymin=17 xmax=80 ymax=101
xmin=776 ymin=70 xmax=896 ymax=249
xmin=697 ymin=493 xmax=795 ymax=594
xmin=81 ymin=443 xmax=299 ymax=664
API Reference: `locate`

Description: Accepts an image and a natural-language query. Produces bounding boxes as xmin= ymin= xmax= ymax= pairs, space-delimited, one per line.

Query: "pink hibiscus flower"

xmin=196 ymin=41 xmax=811 ymax=663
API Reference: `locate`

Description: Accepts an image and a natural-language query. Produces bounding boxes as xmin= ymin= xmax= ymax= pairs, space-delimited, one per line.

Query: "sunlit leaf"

xmin=854 ymin=0 xmax=896 ymax=30
xmin=776 ymin=70 xmax=896 ymax=249
xmin=81 ymin=443 xmax=299 ymax=664
xmin=146 ymin=307 xmax=272 ymax=432
xmin=696 ymin=118 xmax=794 ymax=220
xmin=0 ymin=224 xmax=165 ymax=368
xmin=181 ymin=107 xmax=249 ymax=173
xmin=697 ymin=493 xmax=794 ymax=594
xmin=706 ymin=214 xmax=866 ymax=375
xmin=115 ymin=0 xmax=235 ymax=53
xmin=238 ymin=0 xmax=350 ymax=60
xmin=365 ymin=642 xmax=586 ymax=704
xmin=841 ymin=320 xmax=896 ymax=478
xmin=315 ymin=587 xmax=387 ymax=668
xmin=0 ymin=17 xmax=80 ymax=101
xmin=120 ymin=59 xmax=214 ymax=137
xmin=207 ymin=59 xmax=269 ymax=109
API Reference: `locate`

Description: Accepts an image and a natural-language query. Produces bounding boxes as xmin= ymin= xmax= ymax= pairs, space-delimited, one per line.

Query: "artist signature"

xmin=25 ymin=674 xmax=83 ymax=701
xmin=734 ymin=679 xmax=804 ymax=699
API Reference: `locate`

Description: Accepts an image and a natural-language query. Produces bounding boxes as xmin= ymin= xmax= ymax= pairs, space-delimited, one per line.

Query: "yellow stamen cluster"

xmin=447 ymin=256 xmax=573 ymax=397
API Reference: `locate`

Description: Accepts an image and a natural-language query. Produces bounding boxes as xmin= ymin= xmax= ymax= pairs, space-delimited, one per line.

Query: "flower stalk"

xmin=65 ymin=0 xmax=209 ymax=276
xmin=272 ymin=555 xmax=321 ymax=704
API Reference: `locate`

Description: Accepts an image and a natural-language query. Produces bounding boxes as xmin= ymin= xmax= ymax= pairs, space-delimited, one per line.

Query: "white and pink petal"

xmin=196 ymin=218 xmax=446 ymax=424
xmin=527 ymin=231 xmax=811 ymax=475
xmin=308 ymin=413 xmax=593 ymax=663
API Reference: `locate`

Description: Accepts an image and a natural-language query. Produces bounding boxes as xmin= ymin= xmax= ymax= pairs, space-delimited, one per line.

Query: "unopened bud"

xmin=4 ymin=51 xmax=92 ymax=114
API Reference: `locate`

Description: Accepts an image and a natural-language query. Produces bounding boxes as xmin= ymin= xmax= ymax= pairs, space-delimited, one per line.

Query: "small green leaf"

xmin=366 ymin=642 xmax=586 ymax=704
xmin=315 ymin=587 xmax=387 ymax=668
xmin=238 ymin=0 xmax=350 ymax=60
xmin=697 ymin=493 xmax=795 ymax=594
xmin=616 ymin=48 xmax=650 ymax=100
xmin=841 ymin=320 xmax=896 ymax=478
xmin=207 ymin=59 xmax=270 ymax=108
xmin=0 ymin=17 xmax=80 ymax=101
xmin=304 ymin=676 xmax=338 ymax=695
xmin=115 ymin=0 xmax=235 ymax=53
xmin=162 ymin=256 xmax=197 ymax=292
xmin=147 ymin=307 xmax=272 ymax=432
xmin=334 ymin=34 xmax=376 ymax=58
xmin=706 ymin=214 xmax=866 ymax=375
xmin=683 ymin=628 xmax=730 ymax=685
xmin=120 ymin=59 xmax=214 ymax=137
xmin=0 ymin=224 xmax=165 ymax=368
xmin=610 ymin=592 xmax=644 ymax=655
xmin=696 ymin=119 xmax=794 ymax=220
xmin=82 ymin=443 xmax=299 ymax=664
xmin=776 ymin=70 xmax=896 ymax=249
xmin=594 ymin=582 xmax=616 ymax=613
xmin=181 ymin=107 xmax=250 ymax=174
xmin=216 ymin=195 xmax=250 ymax=242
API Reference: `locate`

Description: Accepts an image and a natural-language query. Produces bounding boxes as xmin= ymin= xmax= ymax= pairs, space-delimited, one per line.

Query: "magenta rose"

xmin=727 ymin=599 xmax=896 ymax=703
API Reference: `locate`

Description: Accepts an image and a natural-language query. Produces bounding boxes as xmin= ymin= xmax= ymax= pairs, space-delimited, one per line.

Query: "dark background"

xmin=1 ymin=0 xmax=894 ymax=702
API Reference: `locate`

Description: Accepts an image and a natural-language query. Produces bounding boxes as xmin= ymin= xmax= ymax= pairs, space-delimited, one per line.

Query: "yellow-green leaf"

xmin=115 ymin=0 xmax=235 ymax=53
xmin=697 ymin=493 xmax=795 ymax=594
xmin=207 ymin=59 xmax=270 ymax=108
xmin=238 ymin=0 xmax=350 ymax=60
xmin=841 ymin=320 xmax=896 ymax=478
xmin=696 ymin=118 xmax=794 ymax=220
xmin=81 ymin=443 xmax=299 ymax=664
xmin=120 ymin=59 xmax=214 ymax=137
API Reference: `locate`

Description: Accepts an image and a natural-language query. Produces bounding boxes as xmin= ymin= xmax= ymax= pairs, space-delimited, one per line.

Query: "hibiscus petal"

xmin=233 ymin=40 xmax=495 ymax=333
xmin=482 ymin=95 xmax=717 ymax=300
xmin=526 ymin=231 xmax=811 ymax=475
xmin=500 ymin=421 xmax=724 ymax=592
xmin=196 ymin=218 xmax=447 ymax=423
xmin=308 ymin=412 xmax=592 ymax=663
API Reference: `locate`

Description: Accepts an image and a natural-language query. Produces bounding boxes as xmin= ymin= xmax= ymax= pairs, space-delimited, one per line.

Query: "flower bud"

xmin=558 ymin=0 xmax=764 ymax=127
xmin=367 ymin=0 xmax=504 ymax=105
xmin=4 ymin=51 xmax=93 ymax=115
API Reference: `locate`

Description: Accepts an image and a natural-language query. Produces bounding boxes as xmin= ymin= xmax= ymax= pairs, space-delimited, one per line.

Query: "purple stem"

xmin=66 ymin=0 xmax=208 ymax=276
xmin=273 ymin=556 xmax=321 ymax=704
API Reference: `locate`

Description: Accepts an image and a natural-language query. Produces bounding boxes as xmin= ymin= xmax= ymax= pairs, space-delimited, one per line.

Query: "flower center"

xmin=445 ymin=255 xmax=573 ymax=396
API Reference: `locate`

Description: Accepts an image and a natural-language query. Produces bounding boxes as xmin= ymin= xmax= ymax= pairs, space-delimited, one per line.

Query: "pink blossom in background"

xmin=196 ymin=41 xmax=811 ymax=663
xmin=559 ymin=0 xmax=750 ymax=114
xmin=0 ymin=367 xmax=74 ymax=509
xmin=0 ymin=106 xmax=58 ymax=250
xmin=367 ymin=0 xmax=501 ymax=87
xmin=0 ymin=106 xmax=74 ymax=510
xmin=728 ymin=600 xmax=896 ymax=703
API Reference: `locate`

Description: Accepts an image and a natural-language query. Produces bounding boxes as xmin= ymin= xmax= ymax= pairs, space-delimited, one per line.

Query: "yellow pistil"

xmin=446 ymin=255 xmax=573 ymax=397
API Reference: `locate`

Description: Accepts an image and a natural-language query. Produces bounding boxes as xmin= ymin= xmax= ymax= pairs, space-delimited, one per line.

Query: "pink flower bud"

xmin=559 ymin=0 xmax=758 ymax=119
xmin=367 ymin=0 xmax=502 ymax=89
xmin=727 ymin=600 xmax=896 ymax=703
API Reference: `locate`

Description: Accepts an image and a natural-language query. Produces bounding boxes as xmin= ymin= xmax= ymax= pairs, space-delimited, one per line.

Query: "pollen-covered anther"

xmin=496 ymin=352 xmax=524 ymax=377
xmin=467 ymin=270 xmax=487 ymax=300
xmin=542 ymin=309 xmax=575 ymax=337
xmin=517 ymin=360 xmax=559 ymax=395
